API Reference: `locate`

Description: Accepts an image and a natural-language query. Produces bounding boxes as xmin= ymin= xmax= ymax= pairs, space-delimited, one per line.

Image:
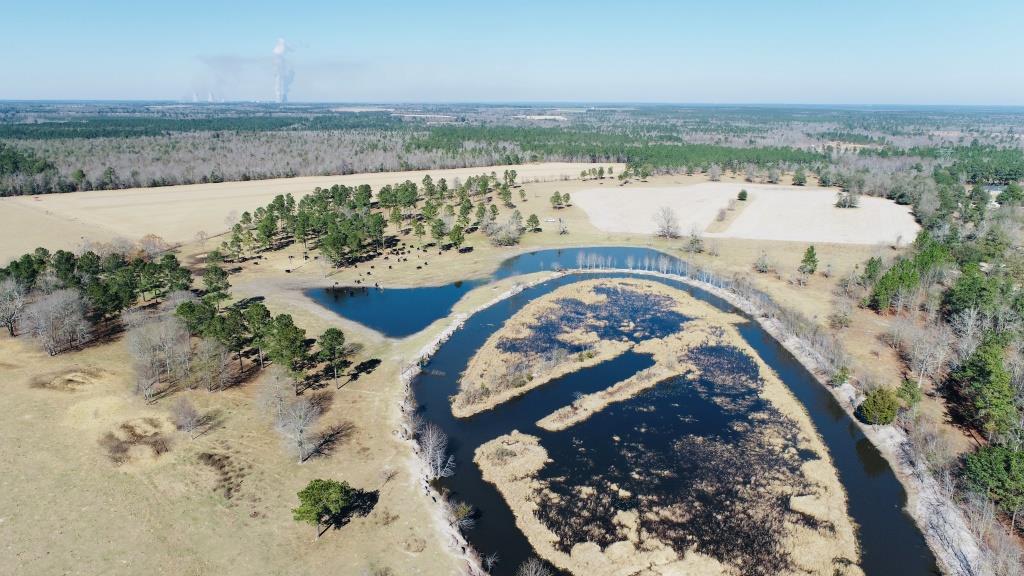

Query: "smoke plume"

xmin=273 ymin=38 xmax=295 ymax=103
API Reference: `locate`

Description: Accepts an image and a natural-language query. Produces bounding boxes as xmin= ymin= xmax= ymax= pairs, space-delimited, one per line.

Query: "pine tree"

xmin=293 ymin=479 xmax=353 ymax=540
xmin=793 ymin=167 xmax=807 ymax=186
xmin=799 ymin=245 xmax=818 ymax=275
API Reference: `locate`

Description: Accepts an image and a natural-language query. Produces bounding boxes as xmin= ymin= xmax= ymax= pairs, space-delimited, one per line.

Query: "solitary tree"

xmin=171 ymin=397 xmax=202 ymax=439
xmin=707 ymin=164 xmax=722 ymax=181
xmin=516 ymin=557 xmax=553 ymax=576
xmin=793 ymin=167 xmax=808 ymax=186
xmin=738 ymin=189 xmax=748 ymax=201
xmin=526 ymin=214 xmax=540 ymax=231
xmin=835 ymin=190 xmax=860 ymax=208
xmin=858 ymin=387 xmax=899 ymax=425
xmin=277 ymin=396 xmax=321 ymax=462
xmin=292 ymin=478 xmax=354 ymax=540
xmin=799 ymin=245 xmax=819 ymax=275
xmin=684 ymin=229 xmax=704 ymax=254
xmin=654 ymin=206 xmax=681 ymax=238
xmin=419 ymin=422 xmax=455 ymax=480
xmin=318 ymin=328 xmax=346 ymax=386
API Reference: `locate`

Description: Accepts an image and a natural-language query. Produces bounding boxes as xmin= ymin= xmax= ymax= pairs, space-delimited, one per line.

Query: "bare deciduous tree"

xmin=0 ymin=278 xmax=27 ymax=336
xmin=516 ymin=557 xmax=552 ymax=576
xmin=126 ymin=313 xmax=191 ymax=401
xmin=904 ymin=322 xmax=954 ymax=385
xmin=707 ymin=164 xmax=722 ymax=181
xmin=191 ymin=337 xmax=232 ymax=391
xmin=171 ymin=397 xmax=201 ymax=439
xmin=276 ymin=396 xmax=322 ymax=463
xmin=483 ymin=552 xmax=501 ymax=571
xmin=258 ymin=365 xmax=294 ymax=418
xmin=653 ymin=206 xmax=680 ymax=238
xmin=950 ymin=307 xmax=984 ymax=362
xmin=159 ymin=290 xmax=197 ymax=315
xmin=418 ymin=422 xmax=455 ymax=480
xmin=24 ymin=288 xmax=90 ymax=355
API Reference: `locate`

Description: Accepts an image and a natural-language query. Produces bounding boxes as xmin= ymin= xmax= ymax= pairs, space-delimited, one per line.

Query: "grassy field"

xmin=0 ymin=162 xmax=623 ymax=263
xmin=0 ymin=168 xmax=973 ymax=575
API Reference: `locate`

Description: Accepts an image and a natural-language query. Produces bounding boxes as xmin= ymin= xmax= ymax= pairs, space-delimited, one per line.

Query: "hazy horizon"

xmin=6 ymin=0 xmax=1024 ymax=105
xmin=6 ymin=100 xmax=1024 ymax=109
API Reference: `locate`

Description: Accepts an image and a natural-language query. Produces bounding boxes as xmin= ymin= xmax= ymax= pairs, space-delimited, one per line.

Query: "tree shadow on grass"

xmin=193 ymin=408 xmax=227 ymax=439
xmin=346 ymin=358 xmax=382 ymax=384
xmin=327 ymin=488 xmax=379 ymax=532
xmin=306 ymin=421 xmax=355 ymax=460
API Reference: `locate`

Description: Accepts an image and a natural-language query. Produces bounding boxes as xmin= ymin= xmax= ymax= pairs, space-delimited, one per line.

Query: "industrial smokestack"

xmin=272 ymin=38 xmax=294 ymax=103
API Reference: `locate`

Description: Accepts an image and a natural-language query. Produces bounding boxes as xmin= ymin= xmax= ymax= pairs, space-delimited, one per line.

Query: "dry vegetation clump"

xmin=197 ymin=451 xmax=251 ymax=500
xmin=28 ymin=365 xmax=106 ymax=391
xmin=99 ymin=417 xmax=173 ymax=465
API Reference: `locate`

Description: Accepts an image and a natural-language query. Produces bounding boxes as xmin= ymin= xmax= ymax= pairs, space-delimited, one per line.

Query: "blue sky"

xmin=4 ymin=0 xmax=1023 ymax=104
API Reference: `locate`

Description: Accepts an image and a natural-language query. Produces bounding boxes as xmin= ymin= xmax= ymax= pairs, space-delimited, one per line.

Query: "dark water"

xmin=308 ymin=248 xmax=939 ymax=575
xmin=306 ymin=247 xmax=685 ymax=337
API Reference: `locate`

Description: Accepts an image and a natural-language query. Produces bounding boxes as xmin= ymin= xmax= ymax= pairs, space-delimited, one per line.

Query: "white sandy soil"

xmin=574 ymin=182 xmax=919 ymax=245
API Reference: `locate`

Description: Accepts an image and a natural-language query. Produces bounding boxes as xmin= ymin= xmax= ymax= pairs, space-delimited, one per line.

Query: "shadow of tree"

xmin=329 ymin=488 xmax=379 ymax=530
xmin=307 ymin=421 xmax=355 ymax=460
xmin=347 ymin=358 xmax=382 ymax=384
xmin=194 ymin=408 xmax=226 ymax=439
xmin=307 ymin=390 xmax=335 ymax=413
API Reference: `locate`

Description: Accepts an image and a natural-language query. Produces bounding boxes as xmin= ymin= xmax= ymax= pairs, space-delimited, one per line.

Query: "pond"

xmin=306 ymin=247 xmax=677 ymax=337
xmin=309 ymin=248 xmax=940 ymax=575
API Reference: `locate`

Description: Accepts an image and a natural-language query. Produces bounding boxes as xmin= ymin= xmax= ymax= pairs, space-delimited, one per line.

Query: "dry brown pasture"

xmin=0 ymin=162 xmax=622 ymax=263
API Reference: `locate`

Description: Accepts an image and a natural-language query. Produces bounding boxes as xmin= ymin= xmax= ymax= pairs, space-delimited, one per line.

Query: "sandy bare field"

xmin=0 ymin=162 xmax=621 ymax=263
xmin=574 ymin=182 xmax=919 ymax=245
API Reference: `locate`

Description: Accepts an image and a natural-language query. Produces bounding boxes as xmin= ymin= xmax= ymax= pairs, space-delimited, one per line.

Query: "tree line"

xmin=835 ymin=172 xmax=1024 ymax=547
xmin=216 ymin=170 xmax=541 ymax=269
